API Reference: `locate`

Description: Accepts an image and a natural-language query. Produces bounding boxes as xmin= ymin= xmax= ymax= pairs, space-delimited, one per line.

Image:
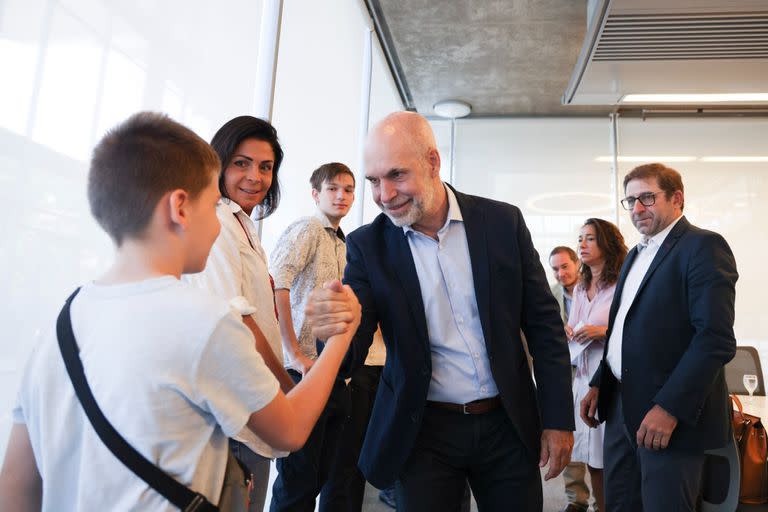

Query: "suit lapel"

xmin=452 ymin=189 xmax=493 ymax=350
xmin=385 ymin=222 xmax=430 ymax=352
xmin=633 ymin=217 xmax=689 ymax=300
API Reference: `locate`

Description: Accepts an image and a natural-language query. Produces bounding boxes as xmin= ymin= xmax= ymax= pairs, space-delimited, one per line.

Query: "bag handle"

xmin=732 ymin=394 xmax=744 ymax=415
xmin=56 ymin=288 xmax=217 ymax=512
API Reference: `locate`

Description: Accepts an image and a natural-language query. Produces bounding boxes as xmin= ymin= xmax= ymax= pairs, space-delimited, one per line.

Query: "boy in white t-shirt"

xmin=0 ymin=112 xmax=360 ymax=511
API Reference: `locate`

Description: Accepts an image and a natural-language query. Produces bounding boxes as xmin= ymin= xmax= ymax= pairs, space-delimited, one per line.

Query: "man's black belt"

xmin=426 ymin=396 xmax=502 ymax=415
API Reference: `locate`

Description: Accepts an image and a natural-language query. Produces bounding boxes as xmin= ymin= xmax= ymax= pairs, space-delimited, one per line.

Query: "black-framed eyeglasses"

xmin=620 ymin=191 xmax=661 ymax=210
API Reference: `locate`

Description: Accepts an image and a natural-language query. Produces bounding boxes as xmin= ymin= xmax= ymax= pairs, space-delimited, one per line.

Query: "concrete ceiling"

xmin=369 ymin=0 xmax=611 ymax=117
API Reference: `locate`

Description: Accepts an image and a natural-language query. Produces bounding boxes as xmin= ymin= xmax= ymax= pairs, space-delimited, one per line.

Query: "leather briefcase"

xmin=732 ymin=394 xmax=768 ymax=504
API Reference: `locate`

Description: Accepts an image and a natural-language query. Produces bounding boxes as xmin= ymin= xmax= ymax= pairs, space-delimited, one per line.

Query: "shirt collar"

xmin=314 ymin=209 xmax=345 ymax=242
xmin=221 ymin=197 xmax=243 ymax=214
xmin=402 ymin=183 xmax=463 ymax=236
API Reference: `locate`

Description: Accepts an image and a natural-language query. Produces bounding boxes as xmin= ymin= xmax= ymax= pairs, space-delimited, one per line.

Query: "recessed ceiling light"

xmin=621 ymin=93 xmax=768 ymax=104
xmin=595 ymin=156 xmax=696 ymax=163
xmin=700 ymin=156 xmax=768 ymax=162
xmin=433 ymin=99 xmax=472 ymax=118
xmin=525 ymin=192 xmax=613 ymax=215
xmin=595 ymin=156 xmax=768 ymax=163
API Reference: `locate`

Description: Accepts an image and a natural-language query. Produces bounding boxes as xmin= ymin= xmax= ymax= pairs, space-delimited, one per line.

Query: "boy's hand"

xmin=306 ymin=280 xmax=361 ymax=341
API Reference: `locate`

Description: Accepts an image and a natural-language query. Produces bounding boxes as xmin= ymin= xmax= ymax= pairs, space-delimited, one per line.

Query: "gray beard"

xmin=382 ymin=203 xmax=423 ymax=227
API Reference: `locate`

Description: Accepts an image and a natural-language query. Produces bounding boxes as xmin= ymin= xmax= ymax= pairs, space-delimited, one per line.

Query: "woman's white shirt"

xmin=184 ymin=198 xmax=287 ymax=458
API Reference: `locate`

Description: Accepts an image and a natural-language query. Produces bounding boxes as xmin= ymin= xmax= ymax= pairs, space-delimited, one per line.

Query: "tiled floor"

xmin=360 ymin=467 xmax=594 ymax=512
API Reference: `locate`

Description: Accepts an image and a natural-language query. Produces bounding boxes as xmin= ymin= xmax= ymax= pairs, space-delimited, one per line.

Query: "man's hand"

xmin=580 ymin=386 xmax=600 ymax=428
xmin=636 ymin=404 xmax=677 ymax=450
xmin=306 ymin=280 xmax=361 ymax=341
xmin=539 ymin=429 xmax=573 ymax=481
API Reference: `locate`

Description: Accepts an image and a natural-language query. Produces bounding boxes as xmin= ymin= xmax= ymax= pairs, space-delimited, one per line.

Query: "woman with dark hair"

xmin=566 ymin=217 xmax=627 ymax=512
xmin=185 ymin=115 xmax=294 ymax=512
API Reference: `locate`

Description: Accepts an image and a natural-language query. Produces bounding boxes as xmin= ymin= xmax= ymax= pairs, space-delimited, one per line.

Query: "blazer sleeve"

xmin=514 ymin=208 xmax=575 ymax=431
xmin=340 ymin=232 xmax=379 ymax=377
xmin=653 ymin=232 xmax=738 ymax=426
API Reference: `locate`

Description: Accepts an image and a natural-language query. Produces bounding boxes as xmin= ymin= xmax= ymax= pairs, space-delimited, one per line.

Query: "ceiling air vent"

xmin=563 ymin=0 xmax=768 ymax=106
xmin=594 ymin=12 xmax=768 ymax=61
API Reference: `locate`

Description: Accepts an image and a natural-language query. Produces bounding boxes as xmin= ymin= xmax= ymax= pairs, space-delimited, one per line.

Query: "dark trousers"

xmin=322 ymin=364 xmax=382 ymax=512
xmin=396 ymin=405 xmax=542 ymax=512
xmin=603 ymin=388 xmax=705 ymax=512
xmin=270 ymin=370 xmax=350 ymax=512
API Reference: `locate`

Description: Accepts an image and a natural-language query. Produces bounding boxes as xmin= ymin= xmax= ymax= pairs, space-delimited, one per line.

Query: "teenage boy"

xmin=269 ymin=162 xmax=356 ymax=511
xmin=0 ymin=112 xmax=360 ymax=511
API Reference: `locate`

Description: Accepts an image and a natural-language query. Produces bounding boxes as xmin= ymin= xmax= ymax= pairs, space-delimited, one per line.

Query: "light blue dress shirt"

xmin=404 ymin=185 xmax=499 ymax=404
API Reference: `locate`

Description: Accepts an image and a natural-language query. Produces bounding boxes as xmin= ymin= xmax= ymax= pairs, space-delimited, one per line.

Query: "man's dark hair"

xmin=580 ymin=218 xmax=628 ymax=290
xmin=88 ymin=112 xmax=220 ymax=246
xmin=549 ymin=246 xmax=578 ymax=264
xmin=309 ymin=162 xmax=355 ymax=191
xmin=623 ymin=162 xmax=685 ymax=212
xmin=210 ymin=116 xmax=284 ymax=220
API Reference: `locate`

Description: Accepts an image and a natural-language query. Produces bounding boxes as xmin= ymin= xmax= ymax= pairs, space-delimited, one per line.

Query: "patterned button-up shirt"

xmin=270 ymin=211 xmax=346 ymax=367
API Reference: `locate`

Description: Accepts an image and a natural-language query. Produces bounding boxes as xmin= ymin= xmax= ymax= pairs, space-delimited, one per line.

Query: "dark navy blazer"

xmin=593 ymin=216 xmax=738 ymax=452
xmin=342 ymin=187 xmax=575 ymax=488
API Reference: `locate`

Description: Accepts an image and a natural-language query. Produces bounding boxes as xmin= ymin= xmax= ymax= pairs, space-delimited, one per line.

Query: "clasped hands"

xmin=580 ymin=387 xmax=677 ymax=450
xmin=305 ymin=280 xmax=361 ymax=342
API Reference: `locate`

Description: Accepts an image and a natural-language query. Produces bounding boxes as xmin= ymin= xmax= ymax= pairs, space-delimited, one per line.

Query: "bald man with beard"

xmin=315 ymin=112 xmax=575 ymax=511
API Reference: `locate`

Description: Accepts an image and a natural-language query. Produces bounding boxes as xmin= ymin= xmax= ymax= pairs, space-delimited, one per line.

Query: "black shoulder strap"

xmin=56 ymin=288 xmax=217 ymax=512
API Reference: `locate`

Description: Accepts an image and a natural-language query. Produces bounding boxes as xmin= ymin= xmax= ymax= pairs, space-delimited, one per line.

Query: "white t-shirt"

xmin=13 ymin=276 xmax=279 ymax=511
xmin=184 ymin=199 xmax=286 ymax=458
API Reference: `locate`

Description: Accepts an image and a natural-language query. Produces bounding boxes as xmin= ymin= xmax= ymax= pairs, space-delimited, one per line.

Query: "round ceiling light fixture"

xmin=433 ymin=99 xmax=471 ymax=118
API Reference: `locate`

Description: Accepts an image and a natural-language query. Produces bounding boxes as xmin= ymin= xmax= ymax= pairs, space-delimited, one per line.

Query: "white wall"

xmin=264 ymin=1 xmax=402 ymax=251
xmin=617 ymin=118 xmax=768 ymax=346
xmin=440 ymin=115 xmax=768 ymax=369
xmin=0 ymin=0 xmax=402 ymax=456
xmin=0 ymin=0 xmax=268 ymax=451
xmin=445 ymin=117 xmax=615 ymax=255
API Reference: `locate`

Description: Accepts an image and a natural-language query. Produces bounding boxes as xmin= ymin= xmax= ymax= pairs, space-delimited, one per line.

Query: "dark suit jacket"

xmin=593 ymin=216 xmax=738 ymax=452
xmin=342 ymin=187 xmax=574 ymax=488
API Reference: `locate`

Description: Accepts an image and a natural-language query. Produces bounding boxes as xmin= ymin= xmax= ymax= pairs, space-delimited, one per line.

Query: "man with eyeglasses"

xmin=580 ymin=163 xmax=737 ymax=512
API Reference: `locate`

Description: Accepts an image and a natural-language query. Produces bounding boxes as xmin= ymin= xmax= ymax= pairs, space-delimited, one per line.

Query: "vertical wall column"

xmin=354 ymin=27 xmax=373 ymax=227
xmin=253 ymin=0 xmax=284 ymax=121
xmin=449 ymin=118 xmax=457 ymax=184
xmin=609 ymin=112 xmax=620 ymax=225
xmin=253 ymin=0 xmax=284 ymax=235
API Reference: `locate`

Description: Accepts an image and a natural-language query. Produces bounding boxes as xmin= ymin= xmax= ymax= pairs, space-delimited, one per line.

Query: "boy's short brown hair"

xmin=309 ymin=162 xmax=355 ymax=191
xmin=88 ymin=112 xmax=220 ymax=245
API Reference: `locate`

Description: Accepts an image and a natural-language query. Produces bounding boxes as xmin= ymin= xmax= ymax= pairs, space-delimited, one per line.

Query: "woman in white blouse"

xmin=567 ymin=218 xmax=627 ymax=512
xmin=185 ymin=115 xmax=295 ymax=512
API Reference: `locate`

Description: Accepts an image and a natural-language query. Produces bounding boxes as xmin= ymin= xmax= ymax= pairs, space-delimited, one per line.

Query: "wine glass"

xmin=744 ymin=374 xmax=759 ymax=398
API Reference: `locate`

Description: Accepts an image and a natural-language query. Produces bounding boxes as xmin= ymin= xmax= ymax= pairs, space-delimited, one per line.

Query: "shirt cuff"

xmin=271 ymin=273 xmax=294 ymax=291
xmin=229 ymin=296 xmax=257 ymax=316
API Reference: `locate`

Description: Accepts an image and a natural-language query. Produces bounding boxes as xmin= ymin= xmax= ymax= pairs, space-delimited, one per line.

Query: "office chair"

xmin=726 ymin=346 xmax=766 ymax=396
xmin=702 ymin=434 xmax=741 ymax=512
